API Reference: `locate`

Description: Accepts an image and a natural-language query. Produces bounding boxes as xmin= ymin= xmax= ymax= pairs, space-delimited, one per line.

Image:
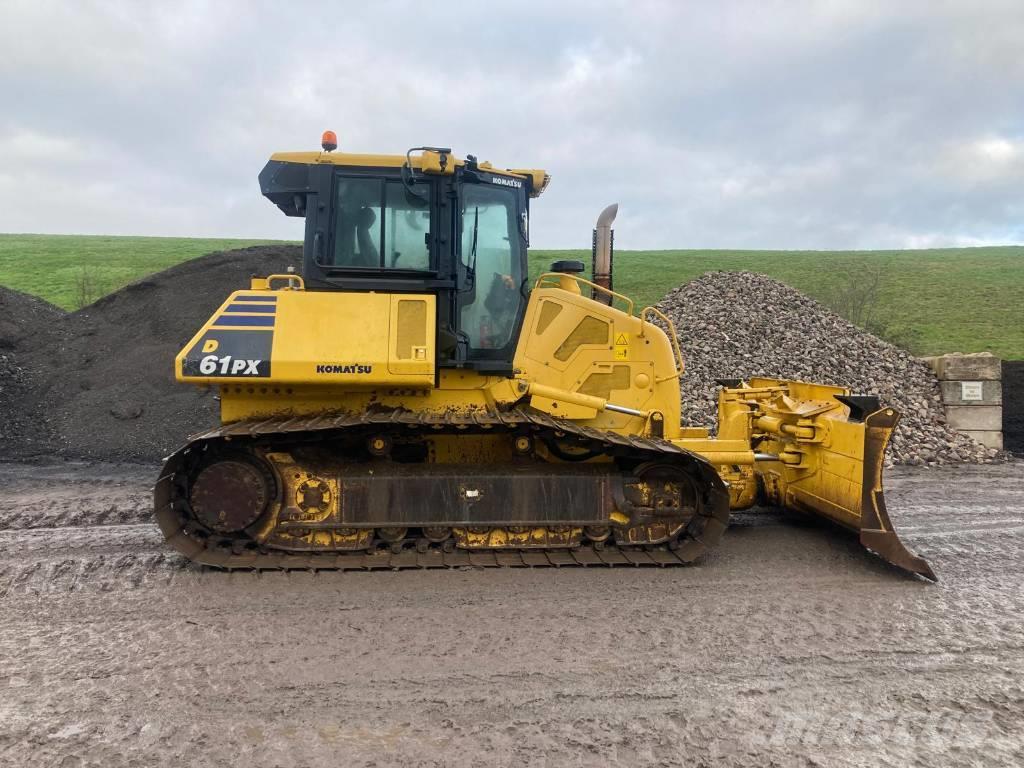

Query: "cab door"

xmin=456 ymin=175 xmax=529 ymax=371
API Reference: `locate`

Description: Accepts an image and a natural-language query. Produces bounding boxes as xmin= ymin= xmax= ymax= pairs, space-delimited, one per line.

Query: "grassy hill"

xmin=1 ymin=234 xmax=1022 ymax=359
xmin=529 ymin=247 xmax=1024 ymax=360
xmin=0 ymin=234 xmax=286 ymax=310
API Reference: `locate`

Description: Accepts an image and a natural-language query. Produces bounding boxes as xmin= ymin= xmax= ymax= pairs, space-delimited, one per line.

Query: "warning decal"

xmin=614 ymin=332 xmax=629 ymax=360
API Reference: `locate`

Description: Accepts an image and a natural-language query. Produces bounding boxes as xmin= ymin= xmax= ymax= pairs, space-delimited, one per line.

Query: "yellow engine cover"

xmin=176 ymin=288 xmax=435 ymax=387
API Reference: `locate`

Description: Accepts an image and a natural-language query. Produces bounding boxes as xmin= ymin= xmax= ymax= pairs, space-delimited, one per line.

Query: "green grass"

xmin=0 ymin=234 xmax=287 ymax=310
xmin=1 ymin=234 xmax=1022 ymax=359
xmin=529 ymin=248 xmax=1024 ymax=360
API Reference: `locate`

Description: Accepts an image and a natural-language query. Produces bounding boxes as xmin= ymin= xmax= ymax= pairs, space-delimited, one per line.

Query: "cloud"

xmin=0 ymin=0 xmax=1022 ymax=248
xmin=934 ymin=136 xmax=1024 ymax=185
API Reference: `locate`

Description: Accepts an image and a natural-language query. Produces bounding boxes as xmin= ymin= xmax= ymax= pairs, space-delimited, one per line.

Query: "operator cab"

xmin=259 ymin=138 xmax=547 ymax=374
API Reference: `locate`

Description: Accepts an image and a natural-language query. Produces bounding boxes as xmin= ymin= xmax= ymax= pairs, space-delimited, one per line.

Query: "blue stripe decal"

xmin=212 ymin=315 xmax=276 ymax=327
xmin=225 ymin=303 xmax=276 ymax=313
xmin=208 ymin=326 xmax=274 ymax=332
xmin=234 ymin=295 xmax=277 ymax=302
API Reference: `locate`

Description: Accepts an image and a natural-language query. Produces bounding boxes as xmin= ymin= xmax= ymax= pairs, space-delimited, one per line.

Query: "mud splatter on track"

xmin=1 ymin=461 xmax=1022 ymax=767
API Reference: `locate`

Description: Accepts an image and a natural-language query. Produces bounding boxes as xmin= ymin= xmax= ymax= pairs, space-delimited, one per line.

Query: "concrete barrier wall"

xmin=922 ymin=353 xmax=1003 ymax=450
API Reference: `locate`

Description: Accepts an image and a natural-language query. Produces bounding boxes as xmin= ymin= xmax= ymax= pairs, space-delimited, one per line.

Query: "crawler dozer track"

xmin=155 ymin=408 xmax=732 ymax=570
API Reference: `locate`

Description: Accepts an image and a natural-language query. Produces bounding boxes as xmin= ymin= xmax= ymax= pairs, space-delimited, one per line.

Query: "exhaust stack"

xmin=591 ymin=203 xmax=618 ymax=304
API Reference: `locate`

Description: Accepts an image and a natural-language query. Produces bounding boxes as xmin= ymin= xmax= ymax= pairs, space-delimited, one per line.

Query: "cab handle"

xmin=266 ymin=274 xmax=305 ymax=290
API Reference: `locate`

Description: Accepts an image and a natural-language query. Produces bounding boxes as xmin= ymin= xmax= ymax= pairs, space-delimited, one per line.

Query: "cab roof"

xmin=268 ymin=149 xmax=550 ymax=199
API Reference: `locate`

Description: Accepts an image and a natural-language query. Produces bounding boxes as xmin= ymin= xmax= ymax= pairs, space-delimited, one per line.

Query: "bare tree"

xmin=73 ymin=266 xmax=108 ymax=310
xmin=819 ymin=257 xmax=887 ymax=329
xmin=818 ymin=257 xmax=922 ymax=352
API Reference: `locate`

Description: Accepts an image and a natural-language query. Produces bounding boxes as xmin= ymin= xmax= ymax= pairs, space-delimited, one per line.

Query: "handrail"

xmin=640 ymin=306 xmax=685 ymax=379
xmin=266 ymin=274 xmax=305 ymax=290
xmin=534 ymin=272 xmax=634 ymax=315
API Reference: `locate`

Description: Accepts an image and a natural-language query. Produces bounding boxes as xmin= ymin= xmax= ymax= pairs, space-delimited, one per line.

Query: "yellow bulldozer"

xmin=155 ymin=133 xmax=934 ymax=580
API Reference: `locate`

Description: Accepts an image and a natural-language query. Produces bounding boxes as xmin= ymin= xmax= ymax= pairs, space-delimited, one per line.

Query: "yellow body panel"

xmin=269 ymin=150 xmax=549 ymax=197
xmin=513 ymin=285 xmax=681 ymax=435
xmin=215 ymin=371 xmax=498 ymax=423
xmin=176 ymin=286 xmax=435 ymax=388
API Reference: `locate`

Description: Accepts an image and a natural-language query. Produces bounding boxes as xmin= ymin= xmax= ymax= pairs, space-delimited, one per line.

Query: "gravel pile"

xmin=656 ymin=271 xmax=1004 ymax=466
xmin=5 ymin=245 xmax=301 ymax=462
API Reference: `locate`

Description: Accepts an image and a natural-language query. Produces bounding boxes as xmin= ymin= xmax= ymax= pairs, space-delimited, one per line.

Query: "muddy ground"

xmin=0 ymin=461 xmax=1022 ymax=767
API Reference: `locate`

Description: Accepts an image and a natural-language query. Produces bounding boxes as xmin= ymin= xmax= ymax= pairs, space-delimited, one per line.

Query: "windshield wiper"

xmin=466 ymin=205 xmax=479 ymax=283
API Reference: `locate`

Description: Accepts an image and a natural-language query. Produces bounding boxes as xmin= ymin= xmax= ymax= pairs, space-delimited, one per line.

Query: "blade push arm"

xmin=686 ymin=379 xmax=935 ymax=581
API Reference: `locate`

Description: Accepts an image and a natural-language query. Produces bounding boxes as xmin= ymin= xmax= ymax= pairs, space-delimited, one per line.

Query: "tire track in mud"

xmin=1 ymin=689 xmax=1019 ymax=768
xmin=2 ymin=473 xmax=1024 ymax=595
xmin=0 ymin=462 xmax=153 ymax=531
xmin=0 ymin=518 xmax=191 ymax=597
xmin=1 ymin=461 xmax=1023 ymax=767
xmin=2 ymin=516 xmax=1022 ymax=597
xmin=2 ymin=573 xmax=1022 ymax=768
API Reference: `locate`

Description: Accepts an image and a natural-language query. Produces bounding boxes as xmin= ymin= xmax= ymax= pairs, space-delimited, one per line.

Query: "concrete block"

xmin=940 ymin=380 xmax=1002 ymax=405
xmin=962 ymin=430 xmax=1003 ymax=451
xmin=921 ymin=356 xmax=942 ymax=376
xmin=931 ymin=353 xmax=1002 ymax=381
xmin=945 ymin=405 xmax=1003 ymax=431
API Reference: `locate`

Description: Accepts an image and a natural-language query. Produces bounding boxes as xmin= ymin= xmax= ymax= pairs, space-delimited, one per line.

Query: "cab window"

xmin=458 ymin=184 xmax=524 ymax=351
xmin=326 ymin=176 xmax=431 ymax=270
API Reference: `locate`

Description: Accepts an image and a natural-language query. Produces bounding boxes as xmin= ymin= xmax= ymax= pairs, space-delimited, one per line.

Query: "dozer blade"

xmin=738 ymin=380 xmax=936 ymax=581
xmin=855 ymin=407 xmax=936 ymax=581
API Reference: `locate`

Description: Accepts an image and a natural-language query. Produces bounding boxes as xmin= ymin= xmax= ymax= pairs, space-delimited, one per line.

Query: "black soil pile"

xmin=1004 ymin=361 xmax=1024 ymax=456
xmin=0 ymin=286 xmax=66 ymax=454
xmin=7 ymin=245 xmax=301 ymax=462
xmin=0 ymin=284 xmax=65 ymax=351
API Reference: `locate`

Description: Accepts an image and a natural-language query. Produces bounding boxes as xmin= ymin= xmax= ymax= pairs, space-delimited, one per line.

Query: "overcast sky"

xmin=2 ymin=0 xmax=1022 ymax=249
